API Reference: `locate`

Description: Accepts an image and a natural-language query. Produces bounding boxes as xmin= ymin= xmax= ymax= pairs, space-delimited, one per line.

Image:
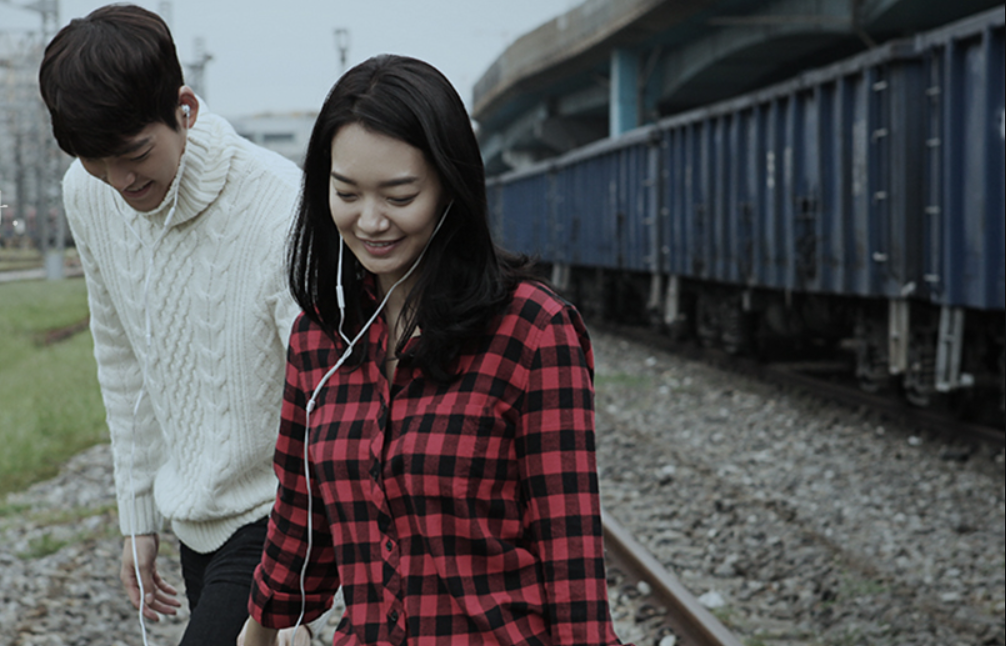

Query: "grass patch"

xmin=8 ymin=504 xmax=119 ymax=559
xmin=0 ymin=278 xmax=107 ymax=496
xmin=19 ymin=503 xmax=118 ymax=527
xmin=0 ymin=501 xmax=32 ymax=518
xmin=0 ymin=248 xmax=42 ymax=273
xmin=710 ymin=606 xmax=735 ymax=625
xmin=18 ymin=532 xmax=72 ymax=559
xmin=837 ymin=572 xmax=888 ymax=600
xmin=14 ymin=512 xmax=121 ymax=560
xmin=595 ymin=372 xmax=653 ymax=388
xmin=828 ymin=628 xmax=866 ymax=646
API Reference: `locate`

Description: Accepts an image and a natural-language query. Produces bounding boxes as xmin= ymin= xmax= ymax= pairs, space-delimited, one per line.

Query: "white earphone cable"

xmin=291 ymin=201 xmax=452 ymax=635
xmin=124 ymin=112 xmax=188 ymax=645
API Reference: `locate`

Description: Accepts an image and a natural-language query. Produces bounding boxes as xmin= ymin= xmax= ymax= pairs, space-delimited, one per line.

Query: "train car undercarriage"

xmin=553 ymin=263 xmax=1005 ymax=426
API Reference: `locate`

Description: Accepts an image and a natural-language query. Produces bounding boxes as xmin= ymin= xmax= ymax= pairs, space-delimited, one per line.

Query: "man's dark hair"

xmin=38 ymin=3 xmax=184 ymax=158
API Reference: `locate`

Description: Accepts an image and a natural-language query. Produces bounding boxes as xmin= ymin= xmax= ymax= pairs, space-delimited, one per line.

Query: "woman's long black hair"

xmin=289 ymin=54 xmax=538 ymax=381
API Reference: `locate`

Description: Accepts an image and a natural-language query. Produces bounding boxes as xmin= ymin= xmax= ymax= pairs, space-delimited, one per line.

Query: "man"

xmin=39 ymin=5 xmax=323 ymax=644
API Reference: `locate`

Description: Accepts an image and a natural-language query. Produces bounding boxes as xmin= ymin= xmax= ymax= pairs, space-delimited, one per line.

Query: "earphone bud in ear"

xmin=181 ymin=104 xmax=191 ymax=126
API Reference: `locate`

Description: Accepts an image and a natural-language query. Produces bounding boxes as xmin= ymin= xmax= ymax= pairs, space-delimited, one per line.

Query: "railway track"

xmin=590 ymin=325 xmax=1005 ymax=646
xmin=597 ymin=323 xmax=1005 ymax=450
xmin=603 ymin=511 xmax=744 ymax=646
xmin=762 ymin=361 xmax=1004 ymax=449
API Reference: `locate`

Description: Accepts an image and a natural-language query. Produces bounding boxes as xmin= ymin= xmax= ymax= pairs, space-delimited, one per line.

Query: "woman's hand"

xmin=237 ymin=617 xmax=311 ymax=646
xmin=277 ymin=625 xmax=312 ymax=646
xmin=236 ymin=616 xmax=277 ymax=646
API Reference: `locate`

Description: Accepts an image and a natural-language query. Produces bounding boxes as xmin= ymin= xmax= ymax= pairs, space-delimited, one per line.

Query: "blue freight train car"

xmin=486 ymin=6 xmax=1005 ymax=416
xmin=914 ymin=9 xmax=1005 ymax=403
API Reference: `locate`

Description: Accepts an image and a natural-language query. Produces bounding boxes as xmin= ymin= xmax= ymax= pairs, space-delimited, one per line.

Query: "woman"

xmin=241 ymin=54 xmax=630 ymax=646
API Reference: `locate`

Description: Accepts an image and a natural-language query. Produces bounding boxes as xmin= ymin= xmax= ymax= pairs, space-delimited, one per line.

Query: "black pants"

xmin=178 ymin=517 xmax=268 ymax=646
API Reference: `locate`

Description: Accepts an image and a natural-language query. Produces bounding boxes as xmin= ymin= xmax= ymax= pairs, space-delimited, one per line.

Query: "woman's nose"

xmin=358 ymin=199 xmax=390 ymax=233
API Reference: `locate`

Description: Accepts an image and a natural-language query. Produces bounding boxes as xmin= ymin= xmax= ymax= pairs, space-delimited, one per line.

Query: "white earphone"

xmin=290 ymin=200 xmax=454 ymax=635
xmin=126 ymin=99 xmax=192 ymax=646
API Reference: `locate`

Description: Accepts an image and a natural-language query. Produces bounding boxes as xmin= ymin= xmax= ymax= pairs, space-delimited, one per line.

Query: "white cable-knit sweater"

xmin=63 ymin=111 xmax=303 ymax=553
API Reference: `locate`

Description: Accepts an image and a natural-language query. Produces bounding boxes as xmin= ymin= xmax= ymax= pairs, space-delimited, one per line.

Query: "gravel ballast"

xmin=2 ymin=328 xmax=1003 ymax=645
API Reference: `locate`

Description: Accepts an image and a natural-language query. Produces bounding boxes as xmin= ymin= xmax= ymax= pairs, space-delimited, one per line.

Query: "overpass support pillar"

xmin=610 ymin=48 xmax=639 ymax=136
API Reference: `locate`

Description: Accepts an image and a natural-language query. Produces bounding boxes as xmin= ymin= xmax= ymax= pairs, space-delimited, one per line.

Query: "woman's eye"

xmin=335 ymin=191 xmax=356 ymax=201
xmin=388 ymin=195 xmax=417 ymax=205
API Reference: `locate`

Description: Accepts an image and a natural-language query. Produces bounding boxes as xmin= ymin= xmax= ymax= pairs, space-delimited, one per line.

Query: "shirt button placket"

xmin=386 ymin=604 xmax=405 ymax=645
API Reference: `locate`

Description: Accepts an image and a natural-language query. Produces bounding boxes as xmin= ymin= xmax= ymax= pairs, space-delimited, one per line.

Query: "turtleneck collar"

xmin=125 ymin=111 xmax=235 ymax=227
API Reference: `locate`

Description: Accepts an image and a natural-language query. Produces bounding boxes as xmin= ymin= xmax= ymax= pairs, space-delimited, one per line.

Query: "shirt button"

xmin=388 ymin=610 xmax=399 ymax=623
xmin=369 ymin=462 xmax=380 ymax=480
xmin=385 ymin=540 xmax=393 ymax=551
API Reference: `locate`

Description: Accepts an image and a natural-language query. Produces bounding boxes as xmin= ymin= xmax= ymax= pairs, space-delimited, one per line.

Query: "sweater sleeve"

xmin=264 ymin=251 xmax=302 ymax=352
xmin=63 ymin=166 xmax=165 ymax=536
xmin=250 ymin=317 xmax=339 ymax=628
xmin=516 ymin=301 xmax=625 ymax=645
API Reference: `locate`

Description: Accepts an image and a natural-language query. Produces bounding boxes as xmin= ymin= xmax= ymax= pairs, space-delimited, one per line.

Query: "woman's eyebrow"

xmin=330 ymin=171 xmax=420 ymax=188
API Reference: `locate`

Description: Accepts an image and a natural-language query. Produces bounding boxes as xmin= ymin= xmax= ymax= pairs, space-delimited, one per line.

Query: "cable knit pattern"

xmin=63 ymin=111 xmax=304 ymax=553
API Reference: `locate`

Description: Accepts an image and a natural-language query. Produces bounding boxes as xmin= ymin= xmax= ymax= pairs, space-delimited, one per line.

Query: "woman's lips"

xmin=360 ymin=238 xmax=401 ymax=257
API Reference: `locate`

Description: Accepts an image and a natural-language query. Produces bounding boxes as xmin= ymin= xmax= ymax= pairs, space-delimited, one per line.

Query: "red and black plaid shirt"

xmin=250 ymin=281 xmax=628 ymax=645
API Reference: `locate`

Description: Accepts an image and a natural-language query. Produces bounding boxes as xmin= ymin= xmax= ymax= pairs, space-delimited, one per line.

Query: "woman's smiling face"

xmin=329 ymin=122 xmax=446 ymax=294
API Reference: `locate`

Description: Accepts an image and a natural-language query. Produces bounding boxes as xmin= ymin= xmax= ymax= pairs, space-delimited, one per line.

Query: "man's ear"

xmin=177 ymin=86 xmax=199 ymax=129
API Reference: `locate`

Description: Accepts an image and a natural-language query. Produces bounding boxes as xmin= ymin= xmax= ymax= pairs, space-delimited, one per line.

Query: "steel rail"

xmin=596 ymin=322 xmax=1004 ymax=450
xmin=602 ymin=510 xmax=745 ymax=646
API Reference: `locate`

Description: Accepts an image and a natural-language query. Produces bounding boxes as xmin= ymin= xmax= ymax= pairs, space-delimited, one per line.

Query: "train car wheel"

xmin=721 ymin=303 xmax=753 ymax=356
xmin=696 ymin=293 xmax=720 ymax=348
xmin=855 ymin=314 xmax=890 ymax=394
xmin=903 ymin=328 xmax=938 ymax=407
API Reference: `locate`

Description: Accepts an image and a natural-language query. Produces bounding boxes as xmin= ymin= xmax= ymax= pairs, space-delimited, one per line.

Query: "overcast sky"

xmin=1 ymin=0 xmax=578 ymax=119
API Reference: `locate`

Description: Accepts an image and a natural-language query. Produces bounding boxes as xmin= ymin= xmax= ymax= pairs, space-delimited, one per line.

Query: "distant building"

xmin=229 ymin=112 xmax=317 ymax=168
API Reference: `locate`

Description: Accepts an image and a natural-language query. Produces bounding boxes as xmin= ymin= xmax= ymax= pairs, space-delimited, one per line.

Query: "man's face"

xmin=79 ymin=119 xmax=187 ymax=212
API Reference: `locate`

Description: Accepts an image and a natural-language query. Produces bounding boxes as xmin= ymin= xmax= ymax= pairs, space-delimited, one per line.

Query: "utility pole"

xmin=185 ymin=36 xmax=213 ymax=99
xmin=156 ymin=2 xmax=213 ymax=101
xmin=334 ymin=28 xmax=350 ymax=75
xmin=0 ymin=0 xmax=61 ymax=34
xmin=0 ymin=0 xmax=66 ymax=279
xmin=158 ymin=1 xmax=173 ymax=29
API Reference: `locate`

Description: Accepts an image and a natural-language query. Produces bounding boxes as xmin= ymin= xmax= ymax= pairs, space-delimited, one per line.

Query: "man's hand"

xmin=120 ymin=534 xmax=181 ymax=621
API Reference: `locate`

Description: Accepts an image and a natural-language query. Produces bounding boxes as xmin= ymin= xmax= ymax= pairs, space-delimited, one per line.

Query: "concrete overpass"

xmin=473 ymin=0 xmax=1002 ymax=174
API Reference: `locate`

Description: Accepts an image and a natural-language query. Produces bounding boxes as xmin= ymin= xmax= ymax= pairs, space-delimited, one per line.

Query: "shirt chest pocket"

xmin=391 ymin=411 xmax=519 ymax=505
